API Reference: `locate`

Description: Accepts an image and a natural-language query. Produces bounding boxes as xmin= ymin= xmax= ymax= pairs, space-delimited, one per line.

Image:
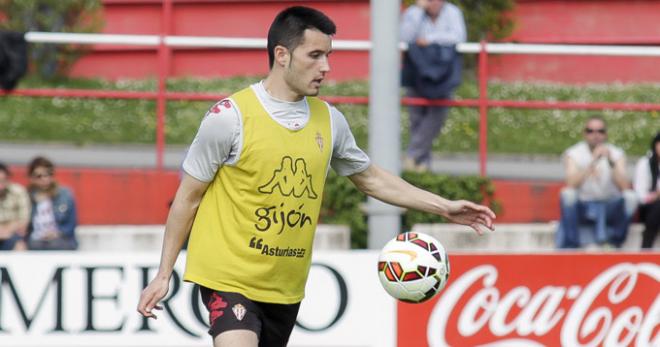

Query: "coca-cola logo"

xmin=427 ymin=263 xmax=660 ymax=347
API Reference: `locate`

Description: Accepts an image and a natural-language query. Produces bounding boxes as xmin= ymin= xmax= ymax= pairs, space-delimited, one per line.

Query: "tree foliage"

xmin=0 ymin=0 xmax=103 ymax=78
xmin=402 ymin=0 xmax=516 ymax=41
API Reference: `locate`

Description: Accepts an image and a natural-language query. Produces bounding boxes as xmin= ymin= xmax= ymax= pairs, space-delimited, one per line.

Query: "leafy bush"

xmin=319 ymin=171 xmax=368 ymax=248
xmin=455 ymin=0 xmax=515 ymax=41
xmin=0 ymin=0 xmax=103 ymax=78
xmin=320 ymin=170 xmax=497 ymax=248
xmin=400 ymin=171 xmax=498 ymax=227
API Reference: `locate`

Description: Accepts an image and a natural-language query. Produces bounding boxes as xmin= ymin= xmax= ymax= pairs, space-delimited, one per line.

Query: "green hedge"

xmin=320 ymin=170 xmax=498 ymax=248
xmin=2 ymin=77 xmax=658 ymax=156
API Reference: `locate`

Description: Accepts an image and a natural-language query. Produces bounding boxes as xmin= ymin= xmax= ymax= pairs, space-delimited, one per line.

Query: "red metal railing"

xmin=155 ymin=0 xmax=173 ymax=169
xmin=4 ymin=2 xmax=660 ymax=174
xmin=478 ymin=40 xmax=489 ymax=177
xmin=5 ymin=54 xmax=660 ymax=175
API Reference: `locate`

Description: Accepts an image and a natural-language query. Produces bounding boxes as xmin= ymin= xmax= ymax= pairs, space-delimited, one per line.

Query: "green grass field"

xmin=1 ymin=76 xmax=659 ymax=156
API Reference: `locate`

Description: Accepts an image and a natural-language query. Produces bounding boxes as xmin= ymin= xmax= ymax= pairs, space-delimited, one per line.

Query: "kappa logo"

xmin=258 ymin=156 xmax=318 ymax=199
xmin=208 ymin=293 xmax=228 ymax=326
xmin=232 ymin=304 xmax=247 ymax=321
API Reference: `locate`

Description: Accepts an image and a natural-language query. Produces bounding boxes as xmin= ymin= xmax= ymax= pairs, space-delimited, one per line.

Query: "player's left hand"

xmin=444 ymin=200 xmax=496 ymax=235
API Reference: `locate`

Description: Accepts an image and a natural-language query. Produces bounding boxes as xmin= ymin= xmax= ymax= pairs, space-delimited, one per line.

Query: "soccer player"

xmin=137 ymin=6 xmax=495 ymax=347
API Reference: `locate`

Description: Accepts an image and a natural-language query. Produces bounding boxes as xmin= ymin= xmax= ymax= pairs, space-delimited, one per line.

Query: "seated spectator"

xmin=0 ymin=162 xmax=30 ymax=251
xmin=557 ymin=116 xmax=637 ymax=249
xmin=633 ymin=132 xmax=660 ymax=249
xmin=26 ymin=156 xmax=78 ymax=250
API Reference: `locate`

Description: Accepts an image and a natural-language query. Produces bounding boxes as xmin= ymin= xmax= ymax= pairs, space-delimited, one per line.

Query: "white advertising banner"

xmin=0 ymin=251 xmax=395 ymax=347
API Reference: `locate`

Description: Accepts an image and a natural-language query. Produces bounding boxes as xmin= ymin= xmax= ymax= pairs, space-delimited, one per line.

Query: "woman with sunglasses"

xmin=26 ymin=156 xmax=78 ymax=250
xmin=633 ymin=132 xmax=660 ymax=248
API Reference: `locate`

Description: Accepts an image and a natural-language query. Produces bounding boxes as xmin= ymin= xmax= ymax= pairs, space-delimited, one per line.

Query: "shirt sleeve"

xmin=182 ymin=99 xmax=241 ymax=182
xmin=57 ymin=187 xmax=77 ymax=237
xmin=14 ymin=184 xmax=31 ymax=222
xmin=329 ymin=106 xmax=371 ymax=176
xmin=561 ymin=146 xmax=575 ymax=166
xmin=634 ymin=157 xmax=651 ymax=203
xmin=453 ymin=5 xmax=467 ymax=43
xmin=426 ymin=4 xmax=467 ymax=44
xmin=400 ymin=5 xmax=425 ymax=43
xmin=609 ymin=145 xmax=625 ymax=162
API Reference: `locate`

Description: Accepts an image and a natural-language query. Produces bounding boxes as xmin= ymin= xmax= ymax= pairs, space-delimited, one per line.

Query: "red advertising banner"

xmin=398 ymin=253 xmax=660 ymax=347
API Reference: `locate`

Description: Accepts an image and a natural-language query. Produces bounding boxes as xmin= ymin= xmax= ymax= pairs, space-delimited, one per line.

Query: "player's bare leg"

xmin=213 ymin=329 xmax=258 ymax=347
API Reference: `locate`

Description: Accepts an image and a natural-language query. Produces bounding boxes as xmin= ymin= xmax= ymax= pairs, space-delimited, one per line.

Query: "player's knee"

xmin=214 ymin=329 xmax=259 ymax=347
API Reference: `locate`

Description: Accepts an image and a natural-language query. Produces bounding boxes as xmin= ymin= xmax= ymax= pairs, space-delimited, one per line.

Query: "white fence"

xmin=25 ymin=31 xmax=660 ymax=57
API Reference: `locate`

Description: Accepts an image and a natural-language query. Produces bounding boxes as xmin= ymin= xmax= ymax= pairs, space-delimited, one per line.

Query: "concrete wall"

xmin=71 ymin=0 xmax=371 ymax=81
xmin=57 ymin=0 xmax=660 ymax=83
xmin=415 ymin=223 xmax=658 ymax=251
xmin=8 ymin=165 xmax=564 ymax=225
xmin=75 ymin=223 xmax=658 ymax=252
xmin=490 ymin=0 xmax=660 ymax=83
xmin=77 ymin=224 xmax=351 ymax=251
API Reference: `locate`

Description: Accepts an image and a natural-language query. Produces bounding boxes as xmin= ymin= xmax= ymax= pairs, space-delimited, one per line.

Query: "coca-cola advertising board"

xmin=398 ymin=253 xmax=659 ymax=347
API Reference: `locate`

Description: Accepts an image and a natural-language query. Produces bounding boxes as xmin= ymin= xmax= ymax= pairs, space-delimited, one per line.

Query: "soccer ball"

xmin=377 ymin=232 xmax=450 ymax=303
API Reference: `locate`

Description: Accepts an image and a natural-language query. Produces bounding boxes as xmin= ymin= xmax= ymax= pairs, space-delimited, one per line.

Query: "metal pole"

xmin=367 ymin=0 xmax=402 ymax=249
xmin=156 ymin=0 xmax=172 ymax=170
xmin=478 ymin=40 xmax=488 ymax=177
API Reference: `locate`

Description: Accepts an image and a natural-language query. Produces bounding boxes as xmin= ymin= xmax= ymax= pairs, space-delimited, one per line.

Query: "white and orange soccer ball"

xmin=377 ymin=232 xmax=450 ymax=303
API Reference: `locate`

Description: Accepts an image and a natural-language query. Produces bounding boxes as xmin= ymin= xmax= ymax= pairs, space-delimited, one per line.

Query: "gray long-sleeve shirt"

xmin=182 ymin=82 xmax=371 ymax=182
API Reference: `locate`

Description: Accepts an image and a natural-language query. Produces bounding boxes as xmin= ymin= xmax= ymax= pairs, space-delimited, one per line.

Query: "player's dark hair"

xmin=267 ymin=6 xmax=336 ymax=69
xmin=650 ymin=132 xmax=660 ymax=191
xmin=28 ymin=156 xmax=55 ymax=176
xmin=0 ymin=162 xmax=9 ymax=176
xmin=27 ymin=156 xmax=58 ymax=196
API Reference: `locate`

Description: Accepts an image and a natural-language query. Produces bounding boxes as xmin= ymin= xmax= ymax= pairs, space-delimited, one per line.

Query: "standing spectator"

xmin=557 ymin=116 xmax=637 ymax=249
xmin=26 ymin=156 xmax=78 ymax=250
xmin=0 ymin=162 xmax=30 ymax=251
xmin=400 ymin=0 xmax=466 ymax=172
xmin=633 ymin=132 xmax=660 ymax=249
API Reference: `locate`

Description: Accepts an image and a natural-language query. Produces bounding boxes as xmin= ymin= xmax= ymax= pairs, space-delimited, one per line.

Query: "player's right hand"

xmin=137 ymin=277 xmax=169 ymax=319
xmin=444 ymin=200 xmax=496 ymax=235
xmin=416 ymin=0 xmax=430 ymax=9
xmin=592 ymin=145 xmax=610 ymax=160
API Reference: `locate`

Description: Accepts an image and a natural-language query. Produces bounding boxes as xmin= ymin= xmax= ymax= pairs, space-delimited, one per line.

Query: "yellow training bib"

xmin=184 ymin=86 xmax=332 ymax=304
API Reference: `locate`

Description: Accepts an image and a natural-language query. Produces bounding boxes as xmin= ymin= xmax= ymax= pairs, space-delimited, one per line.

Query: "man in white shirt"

xmin=0 ymin=162 xmax=29 ymax=251
xmin=557 ymin=116 xmax=637 ymax=248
